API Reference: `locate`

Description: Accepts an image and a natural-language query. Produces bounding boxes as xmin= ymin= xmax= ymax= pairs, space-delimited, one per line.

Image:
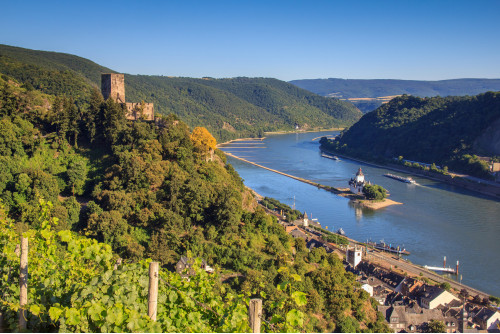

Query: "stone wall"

xmin=101 ymin=73 xmax=125 ymax=103
xmin=101 ymin=73 xmax=155 ymax=121
xmin=125 ymin=102 xmax=155 ymax=121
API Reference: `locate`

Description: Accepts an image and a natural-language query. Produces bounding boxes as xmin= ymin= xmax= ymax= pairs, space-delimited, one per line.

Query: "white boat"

xmin=384 ymin=173 xmax=416 ymax=184
xmin=321 ymin=153 xmax=340 ymax=161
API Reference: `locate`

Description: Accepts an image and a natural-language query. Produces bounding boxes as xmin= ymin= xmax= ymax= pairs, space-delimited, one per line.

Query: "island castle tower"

xmin=349 ymin=167 xmax=367 ymax=195
xmin=101 ymin=73 xmax=155 ymax=121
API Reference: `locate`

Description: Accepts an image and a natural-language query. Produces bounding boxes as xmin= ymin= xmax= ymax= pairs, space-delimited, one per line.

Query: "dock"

xmin=424 ymin=266 xmax=457 ymax=274
xmin=424 ymin=258 xmax=459 ymax=275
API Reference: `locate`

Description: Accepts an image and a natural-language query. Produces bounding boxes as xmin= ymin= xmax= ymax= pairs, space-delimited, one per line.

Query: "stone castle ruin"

xmin=101 ymin=73 xmax=155 ymax=121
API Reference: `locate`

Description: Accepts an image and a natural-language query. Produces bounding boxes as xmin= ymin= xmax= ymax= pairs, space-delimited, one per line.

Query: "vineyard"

xmin=0 ymin=200 xmax=308 ymax=333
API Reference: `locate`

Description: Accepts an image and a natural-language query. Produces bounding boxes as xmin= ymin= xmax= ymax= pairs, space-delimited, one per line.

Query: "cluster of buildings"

xmin=276 ymin=210 xmax=500 ymax=333
xmin=349 ymin=260 xmax=500 ymax=333
xmin=281 ymin=212 xmax=342 ymax=254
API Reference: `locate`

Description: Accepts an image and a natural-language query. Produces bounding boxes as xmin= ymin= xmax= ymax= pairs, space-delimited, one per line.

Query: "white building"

xmin=346 ymin=246 xmax=362 ymax=268
xmin=361 ymin=283 xmax=374 ymax=297
xmin=349 ymin=167 xmax=366 ymax=195
xmin=475 ymin=307 xmax=500 ymax=331
xmin=420 ymin=286 xmax=460 ymax=309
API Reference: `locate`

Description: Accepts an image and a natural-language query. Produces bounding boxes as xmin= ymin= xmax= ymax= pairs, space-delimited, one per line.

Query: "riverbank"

xmin=264 ymin=127 xmax=344 ymax=135
xmin=223 ymin=151 xmax=402 ymax=210
xmin=304 ymin=223 xmax=490 ymax=299
xmin=354 ymin=198 xmax=403 ymax=210
xmin=321 ymin=148 xmax=500 ymax=201
xmin=216 ymin=128 xmax=344 ymax=147
xmin=216 ymin=137 xmax=265 ymax=148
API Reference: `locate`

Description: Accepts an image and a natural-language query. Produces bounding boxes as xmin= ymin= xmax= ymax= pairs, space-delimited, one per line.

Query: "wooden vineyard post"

xmin=148 ymin=262 xmax=159 ymax=321
xmin=249 ymin=298 xmax=262 ymax=333
xmin=19 ymin=236 xmax=28 ymax=331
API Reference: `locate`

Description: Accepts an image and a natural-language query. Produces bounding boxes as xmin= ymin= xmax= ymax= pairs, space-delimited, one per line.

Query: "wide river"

xmin=219 ymin=131 xmax=500 ymax=297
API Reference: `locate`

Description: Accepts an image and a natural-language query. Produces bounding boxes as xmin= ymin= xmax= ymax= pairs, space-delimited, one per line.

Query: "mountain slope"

xmin=0 ymin=74 xmax=389 ymax=333
xmin=290 ymin=78 xmax=500 ymax=112
xmin=322 ymin=92 xmax=500 ymax=178
xmin=0 ymin=44 xmax=362 ymax=141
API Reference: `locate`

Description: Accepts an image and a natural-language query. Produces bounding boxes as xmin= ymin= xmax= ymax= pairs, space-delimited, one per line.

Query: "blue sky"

xmin=2 ymin=0 xmax=499 ymax=81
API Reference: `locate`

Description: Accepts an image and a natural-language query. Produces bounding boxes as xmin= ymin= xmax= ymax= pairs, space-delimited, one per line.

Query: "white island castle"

xmin=349 ymin=167 xmax=369 ymax=195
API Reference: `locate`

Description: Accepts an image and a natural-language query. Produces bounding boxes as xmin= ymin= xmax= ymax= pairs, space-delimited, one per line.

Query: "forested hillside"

xmin=0 ymin=74 xmax=388 ymax=332
xmin=0 ymin=44 xmax=362 ymax=142
xmin=290 ymin=78 xmax=500 ymax=112
xmin=321 ymin=93 xmax=500 ymax=179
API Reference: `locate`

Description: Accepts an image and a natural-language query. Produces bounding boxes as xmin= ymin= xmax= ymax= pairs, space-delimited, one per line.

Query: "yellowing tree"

xmin=190 ymin=127 xmax=216 ymax=154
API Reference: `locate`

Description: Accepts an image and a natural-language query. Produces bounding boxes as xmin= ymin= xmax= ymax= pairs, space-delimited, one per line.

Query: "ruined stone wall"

xmin=125 ymin=102 xmax=155 ymax=121
xmin=101 ymin=73 xmax=125 ymax=103
xmin=101 ymin=73 xmax=155 ymax=121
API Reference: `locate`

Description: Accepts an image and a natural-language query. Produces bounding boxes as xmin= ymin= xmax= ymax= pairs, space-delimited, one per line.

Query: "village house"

xmin=397 ymin=277 xmax=425 ymax=298
xmin=474 ymin=307 xmax=500 ymax=331
xmin=176 ymin=256 xmax=214 ymax=277
xmin=378 ymin=305 xmax=408 ymax=331
xmin=379 ymin=304 xmax=460 ymax=333
xmin=361 ymin=283 xmax=374 ymax=297
xmin=418 ymin=285 xmax=460 ymax=309
xmin=289 ymin=228 xmax=308 ymax=239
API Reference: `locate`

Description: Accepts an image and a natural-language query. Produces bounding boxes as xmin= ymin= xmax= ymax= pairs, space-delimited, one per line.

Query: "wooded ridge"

xmin=0 ymin=63 xmax=388 ymax=332
xmin=321 ymin=93 xmax=500 ymax=179
xmin=0 ymin=44 xmax=362 ymax=142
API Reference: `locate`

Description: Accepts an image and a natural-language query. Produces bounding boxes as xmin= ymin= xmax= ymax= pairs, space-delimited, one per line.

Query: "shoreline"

xmin=223 ymin=132 xmax=493 ymax=298
xmin=223 ymin=151 xmax=401 ymax=210
xmin=216 ymin=128 xmax=344 ymax=147
xmin=321 ymin=148 xmax=500 ymax=201
xmin=355 ymin=198 xmax=403 ymax=210
xmin=263 ymin=128 xmax=344 ymax=135
xmin=216 ymin=137 xmax=265 ymax=148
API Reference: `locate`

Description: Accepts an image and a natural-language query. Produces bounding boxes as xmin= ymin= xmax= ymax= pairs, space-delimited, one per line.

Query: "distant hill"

xmin=289 ymin=78 xmax=500 ymax=112
xmin=321 ymin=92 xmax=500 ymax=178
xmin=0 ymin=44 xmax=362 ymax=141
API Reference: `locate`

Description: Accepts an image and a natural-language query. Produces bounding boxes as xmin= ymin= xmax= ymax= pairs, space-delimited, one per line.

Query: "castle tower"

xmin=101 ymin=73 xmax=125 ymax=103
xmin=355 ymin=167 xmax=365 ymax=183
xmin=346 ymin=246 xmax=362 ymax=268
xmin=349 ymin=167 xmax=366 ymax=194
xmin=303 ymin=212 xmax=309 ymax=227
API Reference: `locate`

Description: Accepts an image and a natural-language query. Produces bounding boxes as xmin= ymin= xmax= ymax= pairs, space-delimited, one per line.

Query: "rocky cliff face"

xmin=474 ymin=117 xmax=500 ymax=156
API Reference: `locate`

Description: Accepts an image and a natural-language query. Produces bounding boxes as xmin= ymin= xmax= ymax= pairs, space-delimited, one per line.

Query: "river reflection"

xmin=220 ymin=131 xmax=500 ymax=296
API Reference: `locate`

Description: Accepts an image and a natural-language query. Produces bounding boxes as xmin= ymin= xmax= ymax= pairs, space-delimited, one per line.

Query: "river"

xmin=219 ymin=131 xmax=500 ymax=297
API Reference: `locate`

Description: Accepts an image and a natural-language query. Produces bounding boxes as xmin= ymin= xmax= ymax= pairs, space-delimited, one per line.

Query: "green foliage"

xmin=309 ymin=225 xmax=349 ymax=245
xmin=0 ymin=199 xmax=114 ymax=332
xmin=322 ymin=93 xmax=500 ymax=179
xmin=0 ymin=62 xmax=389 ymax=333
xmin=439 ymin=282 xmax=451 ymax=291
xmin=0 ymin=44 xmax=362 ymax=142
xmin=426 ymin=319 xmax=446 ymax=333
xmin=489 ymin=295 xmax=500 ymax=305
xmin=260 ymin=197 xmax=302 ymax=222
xmin=0 ymin=201 xmax=252 ymax=332
xmin=362 ymin=184 xmax=387 ymax=200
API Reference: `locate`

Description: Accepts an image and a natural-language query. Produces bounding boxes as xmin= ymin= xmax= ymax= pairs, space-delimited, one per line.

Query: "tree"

xmin=67 ymin=159 xmax=88 ymax=196
xmin=190 ymin=127 xmax=216 ymax=155
xmin=362 ymin=184 xmax=387 ymax=200
xmin=426 ymin=319 xmax=446 ymax=333
xmin=439 ymin=282 xmax=451 ymax=291
xmin=83 ymin=87 xmax=104 ymax=143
